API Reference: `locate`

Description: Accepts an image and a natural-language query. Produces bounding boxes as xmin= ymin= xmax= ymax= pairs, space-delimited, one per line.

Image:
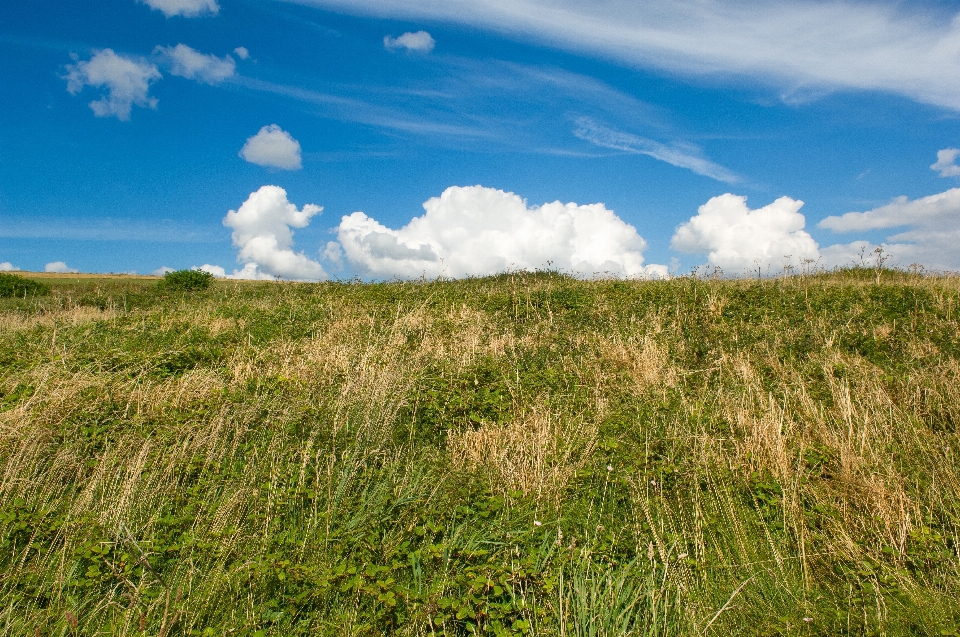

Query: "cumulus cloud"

xmin=384 ymin=31 xmax=435 ymax=53
xmin=141 ymin=0 xmax=219 ymax=17
xmin=931 ymin=149 xmax=960 ymax=178
xmin=0 ymin=262 xmax=18 ymax=271
xmin=234 ymin=47 xmax=250 ymax=60
xmin=152 ymin=266 xmax=175 ymax=276
xmin=45 ymin=261 xmax=79 ymax=274
xmin=222 ymin=186 xmax=327 ymax=281
xmin=239 ymin=125 xmax=303 ymax=170
xmin=573 ymin=117 xmax=740 ymax=183
xmin=286 ymin=0 xmax=960 ymax=111
xmin=155 ymin=44 xmax=235 ymax=84
xmin=818 ymin=188 xmax=960 ymax=271
xmin=64 ymin=49 xmax=161 ymax=120
xmin=335 ymin=185 xmax=666 ymax=279
xmin=196 ymin=262 xmax=296 ymax=280
xmin=671 ymin=194 xmax=819 ymax=274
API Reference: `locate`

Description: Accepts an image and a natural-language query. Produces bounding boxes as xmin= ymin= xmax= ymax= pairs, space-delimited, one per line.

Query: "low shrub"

xmin=0 ymin=273 xmax=50 ymax=298
xmin=159 ymin=269 xmax=215 ymax=292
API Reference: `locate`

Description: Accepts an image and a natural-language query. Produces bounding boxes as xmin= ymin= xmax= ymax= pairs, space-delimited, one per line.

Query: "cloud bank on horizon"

xmin=196 ymin=169 xmax=960 ymax=281
xmin=285 ymin=0 xmax=960 ymax=111
xmin=337 ymin=185 xmax=667 ymax=279
xmin=44 ymin=261 xmax=79 ymax=274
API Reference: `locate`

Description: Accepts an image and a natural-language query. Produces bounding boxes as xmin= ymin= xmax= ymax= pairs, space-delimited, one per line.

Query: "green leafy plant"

xmin=160 ymin=269 xmax=215 ymax=292
xmin=0 ymin=272 xmax=49 ymax=298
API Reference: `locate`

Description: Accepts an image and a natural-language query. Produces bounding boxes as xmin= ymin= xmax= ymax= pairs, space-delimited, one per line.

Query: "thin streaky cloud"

xmin=0 ymin=217 xmax=222 ymax=243
xmin=573 ymin=117 xmax=740 ymax=183
xmin=233 ymin=76 xmax=497 ymax=139
xmin=282 ymin=0 xmax=960 ymax=111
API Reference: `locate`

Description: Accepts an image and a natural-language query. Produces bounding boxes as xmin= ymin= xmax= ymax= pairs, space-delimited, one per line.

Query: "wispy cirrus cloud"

xmin=283 ymin=0 xmax=960 ymax=111
xmin=573 ymin=117 xmax=740 ymax=183
xmin=0 ymin=216 xmax=221 ymax=243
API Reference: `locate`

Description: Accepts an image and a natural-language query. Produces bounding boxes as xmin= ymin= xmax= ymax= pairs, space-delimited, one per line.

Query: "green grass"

xmin=1 ymin=269 xmax=958 ymax=636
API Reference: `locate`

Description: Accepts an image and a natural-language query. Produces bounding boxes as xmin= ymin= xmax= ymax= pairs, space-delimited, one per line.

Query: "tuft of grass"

xmin=0 ymin=269 xmax=958 ymax=635
xmin=159 ymin=269 xmax=215 ymax=292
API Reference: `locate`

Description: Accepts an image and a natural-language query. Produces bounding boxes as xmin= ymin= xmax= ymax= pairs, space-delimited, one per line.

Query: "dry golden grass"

xmin=449 ymin=406 xmax=600 ymax=501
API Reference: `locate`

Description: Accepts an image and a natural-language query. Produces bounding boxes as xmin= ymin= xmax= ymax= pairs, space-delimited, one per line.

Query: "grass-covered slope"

xmin=1 ymin=271 xmax=958 ymax=636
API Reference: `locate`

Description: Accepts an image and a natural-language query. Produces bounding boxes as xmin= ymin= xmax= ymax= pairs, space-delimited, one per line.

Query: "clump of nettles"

xmin=159 ymin=269 xmax=215 ymax=292
xmin=0 ymin=272 xmax=50 ymax=298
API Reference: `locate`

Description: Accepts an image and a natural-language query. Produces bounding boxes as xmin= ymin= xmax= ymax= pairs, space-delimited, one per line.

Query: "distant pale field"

xmin=15 ymin=272 xmax=163 ymax=280
xmin=1 ymin=270 xmax=958 ymax=636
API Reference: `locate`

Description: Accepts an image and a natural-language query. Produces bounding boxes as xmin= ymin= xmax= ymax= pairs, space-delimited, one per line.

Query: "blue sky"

xmin=2 ymin=0 xmax=960 ymax=278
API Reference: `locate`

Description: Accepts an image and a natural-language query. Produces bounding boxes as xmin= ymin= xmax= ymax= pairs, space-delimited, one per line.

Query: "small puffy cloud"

xmin=152 ymin=266 xmax=175 ymax=276
xmin=45 ymin=261 xmax=79 ymax=274
xmin=818 ymin=188 xmax=960 ymax=271
xmin=234 ymin=47 xmax=250 ymax=60
xmin=0 ymin=262 xmax=18 ymax=271
xmin=335 ymin=185 xmax=666 ymax=279
xmin=671 ymin=194 xmax=820 ymax=274
xmin=141 ymin=0 xmax=219 ymax=17
xmin=155 ymin=44 xmax=235 ymax=84
xmin=239 ymin=125 xmax=303 ymax=170
xmin=384 ymin=31 xmax=435 ymax=53
xmin=64 ymin=49 xmax=161 ymax=120
xmin=223 ymin=186 xmax=327 ymax=281
xmin=931 ymin=149 xmax=960 ymax=178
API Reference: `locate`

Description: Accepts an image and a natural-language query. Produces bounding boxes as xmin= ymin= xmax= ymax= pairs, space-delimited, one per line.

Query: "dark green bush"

xmin=0 ymin=273 xmax=50 ymax=298
xmin=159 ymin=269 xmax=215 ymax=292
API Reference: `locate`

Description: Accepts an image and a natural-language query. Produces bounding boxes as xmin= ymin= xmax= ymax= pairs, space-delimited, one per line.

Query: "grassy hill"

xmin=1 ymin=271 xmax=958 ymax=636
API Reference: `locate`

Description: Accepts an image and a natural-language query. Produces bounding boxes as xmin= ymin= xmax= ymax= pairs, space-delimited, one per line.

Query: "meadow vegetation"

xmin=0 ymin=273 xmax=49 ymax=299
xmin=0 ymin=269 xmax=958 ymax=636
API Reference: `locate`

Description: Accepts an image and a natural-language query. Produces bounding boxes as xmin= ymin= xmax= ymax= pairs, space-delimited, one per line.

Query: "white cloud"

xmin=384 ymin=31 xmax=435 ymax=53
xmin=931 ymin=148 xmax=960 ymax=178
xmin=818 ymin=188 xmax=960 ymax=271
xmin=671 ymin=194 xmax=820 ymax=274
xmin=155 ymin=44 xmax=236 ymax=84
xmin=239 ymin=125 xmax=303 ymax=170
xmin=223 ymin=186 xmax=327 ymax=281
xmin=286 ymin=0 xmax=960 ymax=111
xmin=0 ymin=262 xmax=18 ymax=271
xmin=334 ymin=185 xmax=667 ymax=279
xmin=152 ymin=266 xmax=175 ymax=276
xmin=141 ymin=0 xmax=219 ymax=17
xmin=196 ymin=264 xmax=226 ymax=277
xmin=195 ymin=263 xmax=275 ymax=280
xmin=573 ymin=117 xmax=739 ymax=183
xmin=64 ymin=49 xmax=161 ymax=120
xmin=44 ymin=261 xmax=79 ymax=274
xmin=234 ymin=47 xmax=250 ymax=60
